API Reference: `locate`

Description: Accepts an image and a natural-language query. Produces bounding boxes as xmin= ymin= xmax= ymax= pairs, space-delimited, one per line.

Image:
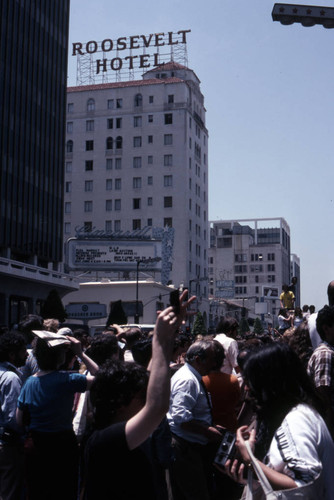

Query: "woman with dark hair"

xmin=224 ymin=342 xmax=334 ymax=498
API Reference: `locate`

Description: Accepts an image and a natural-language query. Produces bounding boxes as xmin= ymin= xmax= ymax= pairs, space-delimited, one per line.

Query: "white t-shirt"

xmin=214 ymin=333 xmax=239 ymax=375
xmin=307 ymin=312 xmax=322 ymax=350
xmin=265 ymin=404 xmax=334 ymax=499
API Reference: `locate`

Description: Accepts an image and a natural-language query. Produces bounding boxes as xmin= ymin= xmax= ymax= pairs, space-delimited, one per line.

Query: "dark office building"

xmin=0 ymin=1 xmax=78 ymax=326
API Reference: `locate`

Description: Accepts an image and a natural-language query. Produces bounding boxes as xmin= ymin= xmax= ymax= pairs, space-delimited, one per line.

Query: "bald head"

xmin=327 ymin=281 xmax=334 ymax=306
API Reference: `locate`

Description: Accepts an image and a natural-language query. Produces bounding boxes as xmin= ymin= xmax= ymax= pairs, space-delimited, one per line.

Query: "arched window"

xmin=116 ymin=136 xmax=122 ymax=149
xmin=87 ymin=98 xmax=95 ymax=112
xmin=106 ymin=137 xmax=113 ymax=150
xmin=66 ymin=140 xmax=73 ymax=153
xmin=134 ymin=93 xmax=142 ymax=107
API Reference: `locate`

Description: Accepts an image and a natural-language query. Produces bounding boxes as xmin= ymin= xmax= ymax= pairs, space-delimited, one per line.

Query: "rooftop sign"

xmin=71 ymin=30 xmax=191 ymax=84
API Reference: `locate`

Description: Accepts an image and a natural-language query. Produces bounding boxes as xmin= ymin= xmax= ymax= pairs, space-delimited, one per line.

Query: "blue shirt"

xmin=167 ymin=362 xmax=212 ymax=444
xmin=18 ymin=371 xmax=87 ymax=432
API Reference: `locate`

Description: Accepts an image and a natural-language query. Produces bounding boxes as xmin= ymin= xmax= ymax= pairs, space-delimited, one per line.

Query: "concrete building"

xmin=0 ymin=1 xmax=78 ymax=327
xmin=208 ymin=218 xmax=296 ymax=327
xmin=64 ymin=61 xmax=209 ymax=321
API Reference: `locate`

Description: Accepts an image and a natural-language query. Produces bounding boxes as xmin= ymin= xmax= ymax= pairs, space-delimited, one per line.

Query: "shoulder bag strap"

xmin=245 ymin=440 xmax=278 ymax=500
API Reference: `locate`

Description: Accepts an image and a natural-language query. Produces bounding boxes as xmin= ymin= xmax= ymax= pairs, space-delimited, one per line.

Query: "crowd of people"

xmin=1 ymin=283 xmax=334 ymax=499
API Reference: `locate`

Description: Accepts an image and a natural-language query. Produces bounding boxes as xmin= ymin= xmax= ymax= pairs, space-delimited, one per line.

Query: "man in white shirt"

xmin=214 ymin=317 xmax=240 ymax=375
xmin=167 ymin=340 xmax=223 ymax=500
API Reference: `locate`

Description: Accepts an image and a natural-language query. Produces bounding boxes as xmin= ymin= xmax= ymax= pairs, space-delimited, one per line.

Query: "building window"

xmin=66 ymin=140 xmax=73 ymax=153
xmin=164 ymin=218 xmax=173 ymax=227
xmin=106 ymin=179 xmax=112 ymax=190
xmin=86 ymin=140 xmax=94 ymax=151
xmin=64 ymin=222 xmax=71 ymax=233
xmin=114 ymin=220 xmax=121 ymax=231
xmin=87 ymin=98 xmax=95 ymax=111
xmin=107 ymin=118 xmax=113 ymax=129
xmin=67 ymin=103 xmax=74 ymax=113
xmin=164 ymin=175 xmax=173 ymax=187
xmin=65 ymin=202 xmax=71 ymax=214
xmin=267 ymin=264 xmax=275 ymax=272
xmin=85 ymin=160 xmax=93 ymax=171
xmin=164 ymin=113 xmax=173 ymax=124
xmin=107 ymin=99 xmax=114 ymax=109
xmin=147 ymin=176 xmax=153 ymax=185
xmin=148 ymin=135 xmax=153 ymax=144
xmin=67 ymin=122 xmax=73 ymax=133
xmin=105 ymin=220 xmax=112 ymax=232
xmin=84 ymin=222 xmax=92 ymax=232
xmin=147 ymin=218 xmax=152 ymax=226
xmin=116 ymin=98 xmax=123 ymax=108
xmin=133 ymin=136 xmax=142 ymax=147
xmin=65 ymin=182 xmax=72 ymax=193
xmin=114 ymin=199 xmax=121 ymax=210
xmin=148 ymin=156 xmax=153 ymax=165
xmin=268 ymin=253 xmax=275 ymax=261
xmin=133 ymin=157 xmax=142 ymax=168
xmin=268 ymin=275 xmax=276 ymax=283
xmin=85 ymin=180 xmax=93 ymax=192
xmin=65 ymin=161 xmax=72 ymax=173
xmin=133 ymin=198 xmax=141 ymax=209
xmin=164 ymin=196 xmax=173 ymax=208
xmin=134 ymin=116 xmax=142 ymax=127
xmin=116 ymin=118 xmax=122 ymax=129
xmin=147 ymin=197 xmax=153 ymax=206
xmin=106 ymin=200 xmax=112 ymax=211
xmin=164 ymin=134 xmax=173 ymax=145
xmin=148 ymin=115 xmax=153 ymax=123
xmin=84 ymin=201 xmax=93 ymax=212
xmin=134 ymin=94 xmax=142 ymax=107
xmin=164 ymin=154 xmax=173 ymax=166
xmin=86 ymin=120 xmax=94 ymax=132
xmin=115 ymin=178 xmax=121 ymax=190
xmin=106 ymin=137 xmax=113 ymax=150
xmin=106 ymin=159 xmax=113 ymax=170
xmin=149 ymin=95 xmax=154 ymax=103
xmin=133 ymin=177 xmax=142 ymax=188
xmin=115 ymin=158 xmax=122 ymax=169
xmin=168 ymin=94 xmax=174 ymax=103
xmin=133 ymin=219 xmax=141 ymax=230
xmin=115 ymin=136 xmax=122 ymax=149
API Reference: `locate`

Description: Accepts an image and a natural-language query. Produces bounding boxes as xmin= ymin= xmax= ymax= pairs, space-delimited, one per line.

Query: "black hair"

xmin=85 ymin=333 xmax=119 ymax=365
xmin=17 ymin=314 xmax=43 ymax=344
xmin=89 ymin=359 xmax=149 ymax=429
xmin=33 ymin=338 xmax=67 ymax=370
xmin=131 ymin=337 xmax=152 ymax=367
xmin=316 ymin=305 xmax=334 ymax=340
xmin=215 ymin=317 xmax=239 ymax=335
xmin=242 ymin=342 xmax=324 ymax=458
xmin=0 ymin=331 xmax=26 ymax=362
xmin=287 ymin=322 xmax=313 ymax=369
xmin=211 ymin=339 xmax=225 ymax=370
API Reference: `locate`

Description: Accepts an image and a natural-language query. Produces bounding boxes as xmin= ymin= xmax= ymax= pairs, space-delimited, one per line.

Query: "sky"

xmin=67 ymin=0 xmax=334 ymax=311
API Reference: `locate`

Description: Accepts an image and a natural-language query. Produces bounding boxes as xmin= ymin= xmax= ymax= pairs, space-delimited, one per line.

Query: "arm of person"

xmin=125 ymin=290 xmax=196 ymax=450
xmin=67 ymin=336 xmax=99 ymax=376
xmin=237 ymin=426 xmax=297 ymax=489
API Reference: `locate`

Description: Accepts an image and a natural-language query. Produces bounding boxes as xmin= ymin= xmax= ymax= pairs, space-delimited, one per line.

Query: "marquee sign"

xmin=67 ymin=239 xmax=162 ymax=272
xmin=72 ymin=29 xmax=191 ymax=76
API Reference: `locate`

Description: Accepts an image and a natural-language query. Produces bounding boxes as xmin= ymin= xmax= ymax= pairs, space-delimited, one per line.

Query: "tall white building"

xmin=64 ymin=62 xmax=209 ymax=309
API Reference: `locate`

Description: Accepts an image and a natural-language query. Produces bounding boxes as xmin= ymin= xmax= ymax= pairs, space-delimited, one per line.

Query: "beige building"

xmin=208 ymin=218 xmax=296 ymax=327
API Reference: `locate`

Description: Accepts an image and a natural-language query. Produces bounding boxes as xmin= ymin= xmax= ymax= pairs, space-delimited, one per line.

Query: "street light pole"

xmin=135 ymin=256 xmax=162 ymax=324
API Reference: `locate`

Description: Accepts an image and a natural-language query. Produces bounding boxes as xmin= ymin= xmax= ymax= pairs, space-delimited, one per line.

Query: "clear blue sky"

xmin=68 ymin=0 xmax=334 ymax=310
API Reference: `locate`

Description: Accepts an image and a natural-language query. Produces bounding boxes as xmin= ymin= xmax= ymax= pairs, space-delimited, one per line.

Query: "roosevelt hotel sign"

xmin=72 ymin=29 xmax=191 ymax=83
